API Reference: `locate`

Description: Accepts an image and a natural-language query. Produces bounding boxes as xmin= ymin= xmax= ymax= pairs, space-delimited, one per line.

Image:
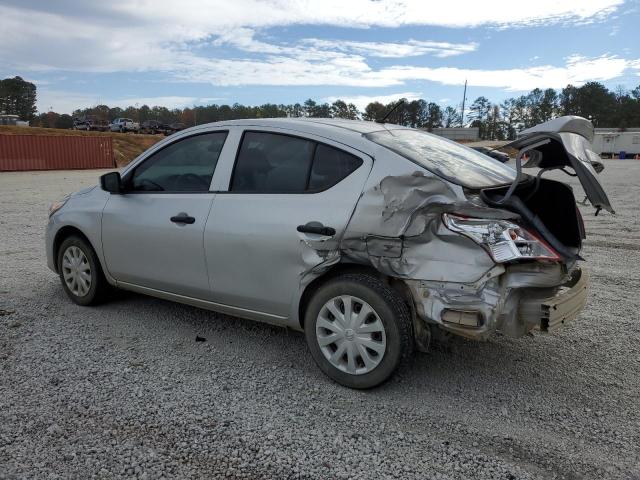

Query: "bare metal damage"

xmin=298 ymin=169 xmax=584 ymax=340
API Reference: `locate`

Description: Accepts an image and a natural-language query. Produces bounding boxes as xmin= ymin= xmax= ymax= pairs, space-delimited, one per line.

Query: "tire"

xmin=304 ymin=273 xmax=414 ymax=389
xmin=57 ymin=235 xmax=109 ymax=306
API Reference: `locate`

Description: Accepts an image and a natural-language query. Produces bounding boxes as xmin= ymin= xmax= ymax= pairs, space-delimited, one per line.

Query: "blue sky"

xmin=1 ymin=0 xmax=639 ymax=114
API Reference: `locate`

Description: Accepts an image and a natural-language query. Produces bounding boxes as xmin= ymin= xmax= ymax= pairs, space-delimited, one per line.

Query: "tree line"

xmin=3 ymin=75 xmax=640 ymax=140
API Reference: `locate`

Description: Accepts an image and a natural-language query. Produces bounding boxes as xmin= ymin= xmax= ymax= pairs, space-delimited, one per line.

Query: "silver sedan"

xmin=46 ymin=116 xmax=611 ymax=388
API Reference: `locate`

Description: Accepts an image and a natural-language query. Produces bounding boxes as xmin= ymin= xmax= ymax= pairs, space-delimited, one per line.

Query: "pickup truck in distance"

xmin=72 ymin=116 xmax=109 ymax=132
xmin=110 ymin=118 xmax=139 ymax=133
xmin=139 ymin=120 xmax=170 ymax=135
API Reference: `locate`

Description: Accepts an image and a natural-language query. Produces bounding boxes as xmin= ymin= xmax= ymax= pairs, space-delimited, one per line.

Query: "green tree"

xmin=442 ymin=106 xmax=461 ymax=128
xmin=500 ymin=98 xmax=518 ymax=139
xmin=539 ymin=88 xmax=558 ymax=122
xmin=423 ymin=102 xmax=443 ymax=131
xmin=469 ymin=96 xmax=492 ymax=139
xmin=0 ymin=76 xmax=37 ymax=120
xmin=362 ymin=102 xmax=386 ymax=122
xmin=330 ymin=100 xmax=359 ymax=119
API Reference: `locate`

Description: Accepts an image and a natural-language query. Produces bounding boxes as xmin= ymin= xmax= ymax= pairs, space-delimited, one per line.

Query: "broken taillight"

xmin=442 ymin=214 xmax=561 ymax=263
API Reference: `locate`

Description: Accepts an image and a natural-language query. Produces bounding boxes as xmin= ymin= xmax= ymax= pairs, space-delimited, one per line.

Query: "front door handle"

xmin=170 ymin=213 xmax=196 ymax=224
xmin=297 ymin=222 xmax=336 ymax=236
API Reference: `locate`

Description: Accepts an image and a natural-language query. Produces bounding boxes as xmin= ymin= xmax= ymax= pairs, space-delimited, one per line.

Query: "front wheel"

xmin=57 ymin=236 xmax=109 ymax=306
xmin=304 ymin=273 xmax=414 ymax=389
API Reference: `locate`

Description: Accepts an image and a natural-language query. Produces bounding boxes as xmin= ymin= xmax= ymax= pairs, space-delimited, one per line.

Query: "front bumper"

xmin=45 ymin=217 xmax=58 ymax=273
xmin=407 ymin=264 xmax=590 ymax=340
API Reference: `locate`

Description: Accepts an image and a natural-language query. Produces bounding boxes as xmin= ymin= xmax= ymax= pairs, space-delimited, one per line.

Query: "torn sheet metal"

xmin=337 ymin=170 xmax=518 ymax=282
xmin=294 ymin=160 xmax=576 ymax=339
xmin=405 ymin=263 xmax=570 ymax=339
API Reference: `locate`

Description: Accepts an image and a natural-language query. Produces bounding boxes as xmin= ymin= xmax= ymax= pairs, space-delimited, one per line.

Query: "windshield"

xmin=365 ymin=128 xmax=517 ymax=188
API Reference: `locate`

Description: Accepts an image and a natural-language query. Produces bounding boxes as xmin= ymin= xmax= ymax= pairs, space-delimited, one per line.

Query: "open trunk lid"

xmin=506 ymin=116 xmax=614 ymax=214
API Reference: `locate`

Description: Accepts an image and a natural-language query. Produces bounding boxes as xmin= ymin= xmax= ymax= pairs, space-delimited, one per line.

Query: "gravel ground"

xmin=1 ymin=163 xmax=639 ymax=479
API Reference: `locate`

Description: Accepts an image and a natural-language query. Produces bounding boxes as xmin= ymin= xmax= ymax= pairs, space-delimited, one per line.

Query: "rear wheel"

xmin=57 ymin=236 xmax=109 ymax=306
xmin=304 ymin=273 xmax=414 ymax=389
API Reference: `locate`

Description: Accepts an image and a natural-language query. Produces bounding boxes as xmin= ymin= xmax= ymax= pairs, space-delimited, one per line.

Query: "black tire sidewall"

xmin=304 ymin=275 xmax=408 ymax=389
xmin=57 ymin=236 xmax=104 ymax=306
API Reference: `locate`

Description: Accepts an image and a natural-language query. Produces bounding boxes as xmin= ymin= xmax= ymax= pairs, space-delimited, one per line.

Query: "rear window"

xmin=309 ymin=144 xmax=362 ymax=191
xmin=365 ymin=129 xmax=516 ymax=188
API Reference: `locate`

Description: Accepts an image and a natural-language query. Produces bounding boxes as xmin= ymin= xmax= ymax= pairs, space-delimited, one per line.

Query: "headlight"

xmin=48 ymin=195 xmax=70 ymax=217
xmin=442 ymin=213 xmax=560 ymax=263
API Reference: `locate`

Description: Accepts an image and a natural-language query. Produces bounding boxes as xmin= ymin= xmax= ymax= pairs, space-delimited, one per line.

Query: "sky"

xmin=1 ymin=0 xmax=639 ymax=114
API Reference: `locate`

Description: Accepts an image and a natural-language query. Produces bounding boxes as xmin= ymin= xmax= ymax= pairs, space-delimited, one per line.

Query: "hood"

xmin=71 ymin=185 xmax=98 ymax=197
xmin=507 ymin=116 xmax=613 ymax=214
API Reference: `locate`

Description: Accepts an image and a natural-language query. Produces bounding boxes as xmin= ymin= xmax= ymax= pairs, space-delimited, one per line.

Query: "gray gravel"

xmin=1 ymin=164 xmax=639 ymax=479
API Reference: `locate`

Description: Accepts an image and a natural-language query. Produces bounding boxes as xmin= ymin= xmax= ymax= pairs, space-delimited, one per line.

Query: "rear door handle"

xmin=170 ymin=214 xmax=196 ymax=224
xmin=297 ymin=222 xmax=336 ymax=236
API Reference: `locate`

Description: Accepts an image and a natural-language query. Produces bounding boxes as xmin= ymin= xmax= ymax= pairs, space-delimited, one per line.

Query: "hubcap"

xmin=316 ymin=295 xmax=386 ymax=375
xmin=61 ymin=246 xmax=92 ymax=297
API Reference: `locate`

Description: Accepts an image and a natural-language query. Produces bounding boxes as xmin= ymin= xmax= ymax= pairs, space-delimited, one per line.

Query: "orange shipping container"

xmin=0 ymin=135 xmax=114 ymax=171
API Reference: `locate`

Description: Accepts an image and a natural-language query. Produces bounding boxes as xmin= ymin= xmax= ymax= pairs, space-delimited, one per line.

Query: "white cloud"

xmin=0 ymin=1 xmax=624 ymax=73
xmin=1 ymin=0 xmax=636 ymax=105
xmin=324 ymin=92 xmax=423 ymax=111
xmin=167 ymin=53 xmax=638 ymax=91
xmin=302 ymin=39 xmax=478 ymax=58
xmin=373 ymin=54 xmax=635 ymax=91
xmin=84 ymin=0 xmax=626 ymax=30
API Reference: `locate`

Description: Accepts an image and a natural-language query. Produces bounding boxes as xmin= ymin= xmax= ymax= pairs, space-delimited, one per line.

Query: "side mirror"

xmin=100 ymin=172 xmax=123 ymax=194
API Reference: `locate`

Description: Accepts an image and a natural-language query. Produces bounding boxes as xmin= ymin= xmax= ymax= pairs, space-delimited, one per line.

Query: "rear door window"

xmin=231 ymin=132 xmax=314 ymax=192
xmin=230 ymin=131 xmax=363 ymax=193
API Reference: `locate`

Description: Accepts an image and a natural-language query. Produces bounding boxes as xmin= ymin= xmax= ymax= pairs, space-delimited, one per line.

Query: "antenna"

xmin=377 ymin=99 xmax=406 ymax=124
xmin=460 ymin=79 xmax=467 ymax=127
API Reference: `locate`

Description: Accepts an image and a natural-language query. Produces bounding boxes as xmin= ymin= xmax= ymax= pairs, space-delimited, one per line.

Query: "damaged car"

xmin=46 ymin=116 xmax=612 ymax=388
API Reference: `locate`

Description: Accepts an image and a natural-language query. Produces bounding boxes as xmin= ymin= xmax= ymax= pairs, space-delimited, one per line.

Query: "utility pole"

xmin=460 ymin=79 xmax=467 ymax=127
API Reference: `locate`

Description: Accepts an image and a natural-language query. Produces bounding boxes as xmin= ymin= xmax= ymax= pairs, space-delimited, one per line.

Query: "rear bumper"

xmin=407 ymin=264 xmax=589 ymax=340
xmin=519 ymin=267 xmax=589 ymax=333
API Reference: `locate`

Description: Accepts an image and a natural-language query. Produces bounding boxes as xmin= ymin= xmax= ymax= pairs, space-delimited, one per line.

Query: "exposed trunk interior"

xmin=480 ymin=177 xmax=583 ymax=259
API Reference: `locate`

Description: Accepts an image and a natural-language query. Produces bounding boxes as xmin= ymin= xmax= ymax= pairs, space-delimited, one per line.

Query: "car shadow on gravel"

xmin=40 ymin=275 xmax=591 ymax=403
xmin=80 ymin=288 xmax=581 ymax=397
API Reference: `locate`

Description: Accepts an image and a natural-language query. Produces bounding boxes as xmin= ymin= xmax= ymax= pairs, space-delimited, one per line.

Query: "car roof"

xmin=195 ymin=118 xmax=405 ymax=152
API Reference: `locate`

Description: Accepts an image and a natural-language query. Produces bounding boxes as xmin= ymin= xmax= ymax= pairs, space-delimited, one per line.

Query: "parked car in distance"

xmin=165 ymin=122 xmax=186 ymax=135
xmin=471 ymin=145 xmax=511 ymax=163
xmin=139 ymin=120 xmax=170 ymax=135
xmin=110 ymin=118 xmax=139 ymax=133
xmin=46 ymin=116 xmax=612 ymax=389
xmin=72 ymin=115 xmax=109 ymax=132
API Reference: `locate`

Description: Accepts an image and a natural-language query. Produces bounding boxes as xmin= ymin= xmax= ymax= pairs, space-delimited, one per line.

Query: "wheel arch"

xmin=297 ymin=263 xmax=415 ymax=330
xmin=52 ymin=226 xmax=99 ymax=273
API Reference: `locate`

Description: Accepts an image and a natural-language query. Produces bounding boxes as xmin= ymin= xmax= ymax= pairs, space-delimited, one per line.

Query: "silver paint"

xmin=46 ymin=117 xmax=596 ymax=341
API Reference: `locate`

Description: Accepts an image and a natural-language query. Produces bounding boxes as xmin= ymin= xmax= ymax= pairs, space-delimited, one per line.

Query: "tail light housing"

xmin=442 ymin=214 xmax=560 ymax=263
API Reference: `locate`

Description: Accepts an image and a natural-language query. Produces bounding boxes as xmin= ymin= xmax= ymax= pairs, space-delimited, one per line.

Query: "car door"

xmin=101 ymin=130 xmax=229 ymax=299
xmin=204 ymin=129 xmax=373 ymax=318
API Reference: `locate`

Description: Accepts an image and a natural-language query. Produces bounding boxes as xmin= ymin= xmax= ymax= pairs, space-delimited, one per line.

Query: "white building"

xmin=431 ymin=127 xmax=479 ymax=142
xmin=0 ymin=114 xmax=29 ymax=127
xmin=592 ymin=128 xmax=640 ymax=157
